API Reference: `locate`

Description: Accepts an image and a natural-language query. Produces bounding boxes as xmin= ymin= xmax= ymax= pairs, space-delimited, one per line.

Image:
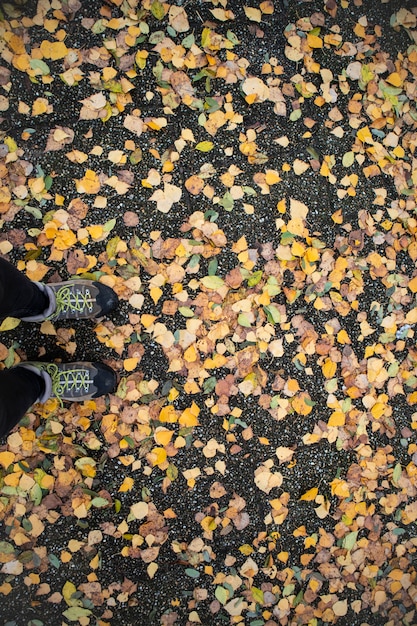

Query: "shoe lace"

xmin=45 ymin=363 xmax=94 ymax=400
xmin=51 ymin=285 xmax=94 ymax=318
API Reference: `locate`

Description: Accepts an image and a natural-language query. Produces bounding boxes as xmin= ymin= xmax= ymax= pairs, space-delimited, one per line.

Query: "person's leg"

xmin=0 ymin=257 xmax=49 ymax=319
xmin=0 ymin=366 xmax=44 ymax=437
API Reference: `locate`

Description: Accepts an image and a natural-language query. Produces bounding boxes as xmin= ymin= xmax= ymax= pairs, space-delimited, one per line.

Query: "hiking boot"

xmin=19 ymin=361 xmax=117 ymax=403
xmin=21 ymin=280 xmax=118 ymax=323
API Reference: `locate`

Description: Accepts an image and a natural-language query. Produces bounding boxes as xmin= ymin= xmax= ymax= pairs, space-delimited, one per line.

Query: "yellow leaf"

xmin=371 ymin=402 xmax=385 ymax=419
xmin=123 ymin=357 xmax=138 ymax=372
xmin=159 ymin=405 xmax=178 ymax=423
xmin=386 ymin=72 xmax=403 ymax=87
xmin=86 ymin=225 xmax=103 ymax=240
xmin=154 ymin=428 xmax=173 ymax=446
xmin=265 ymin=169 xmax=281 ymax=185
xmin=408 ymin=276 xmax=417 ymax=293
xmin=184 ymin=345 xmax=198 ymax=363
xmin=32 ymin=98 xmax=50 ymax=116
xmin=260 ymin=1 xmax=274 ymax=14
xmin=322 ymin=358 xmax=337 ymax=379
xmin=307 ymin=33 xmax=323 ymax=48
xmin=75 ymin=169 xmax=101 ymax=194
xmin=291 ymin=241 xmax=305 ymax=257
xmin=300 ymin=487 xmax=318 ymax=501
xmin=179 ymin=404 xmax=200 ymax=427
xmin=201 ymin=516 xmax=217 ymax=531
xmin=118 ymin=477 xmax=134 ymax=492
xmin=0 ymin=450 xmax=15 ymax=468
xmin=150 ymin=286 xmax=163 ymax=304
xmin=330 ymin=478 xmax=350 ymax=498
xmin=0 ymin=317 xmax=21 ymax=332
xmin=141 ymin=314 xmax=157 ymax=328
xmin=328 ymin=411 xmax=345 ymax=427
xmin=291 ymin=393 xmax=313 ymax=416
xmin=149 ymin=447 xmax=167 ymax=466
xmin=337 ymin=329 xmax=350 ymax=344
xmin=40 ymin=40 xmax=68 ymax=60
xmin=277 ymin=198 xmax=286 ymax=213
xmin=356 ymin=125 xmax=373 ymax=143
xmin=62 ymin=581 xmax=77 ymax=607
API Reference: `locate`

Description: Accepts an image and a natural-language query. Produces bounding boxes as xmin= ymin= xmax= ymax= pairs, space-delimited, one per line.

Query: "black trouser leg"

xmin=0 ymin=367 xmax=44 ymax=438
xmin=0 ymin=258 xmax=49 ymax=319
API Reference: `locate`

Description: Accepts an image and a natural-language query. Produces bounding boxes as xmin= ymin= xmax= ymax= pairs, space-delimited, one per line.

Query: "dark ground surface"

xmin=1 ymin=0 xmax=417 ymax=625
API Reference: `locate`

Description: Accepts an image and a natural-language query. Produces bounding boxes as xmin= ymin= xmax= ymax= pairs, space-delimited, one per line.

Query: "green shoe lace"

xmin=50 ymin=284 xmax=95 ymax=319
xmin=45 ymin=363 xmax=95 ymax=400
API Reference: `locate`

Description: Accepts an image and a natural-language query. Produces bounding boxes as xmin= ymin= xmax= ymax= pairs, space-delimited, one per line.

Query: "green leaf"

xmin=196 ymin=141 xmax=214 ymax=152
xmin=238 ymin=313 xmax=252 ymax=328
xmin=151 ymin=0 xmax=165 ymax=20
xmin=203 ymin=377 xmax=216 ymax=394
xmin=201 ymin=275 xmax=224 ymax=289
xmin=0 ymin=541 xmax=14 ymax=554
xmin=62 ymin=607 xmax=92 ymax=621
xmin=251 ymin=587 xmax=264 ymax=604
xmin=48 ymin=553 xmax=60 ymax=569
xmin=217 ymin=191 xmax=234 ymax=211
xmin=392 ymin=463 xmax=402 ymax=485
xmin=342 ymin=530 xmax=358 ymax=551
xmin=182 ymin=33 xmax=195 ymax=48
xmin=247 ymin=270 xmax=263 ymax=287
xmin=178 ymin=306 xmax=195 ymax=318
xmin=185 ymin=568 xmax=200 ymax=578
xmin=187 ymin=254 xmax=200 ymax=269
xmin=104 ymin=218 xmax=116 ymax=232
xmin=91 ymin=19 xmax=106 ymax=34
xmin=25 ymin=206 xmax=43 ymax=220
xmin=283 ymin=583 xmax=295 ymax=596
xmin=263 ymin=305 xmax=281 ymax=324
xmin=290 ymin=109 xmax=302 ymax=121
xmin=342 ymin=151 xmax=355 ymax=167
xmin=226 ymin=30 xmax=240 ymax=45
xmin=208 ymin=258 xmax=218 ymax=276
xmin=215 ymin=585 xmax=229 ymax=605
xmin=30 ymin=484 xmax=43 ymax=506
xmin=29 ymin=59 xmax=50 ymax=75
xmin=91 ymin=497 xmax=109 ymax=508
xmin=166 ymin=463 xmax=178 ymax=481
